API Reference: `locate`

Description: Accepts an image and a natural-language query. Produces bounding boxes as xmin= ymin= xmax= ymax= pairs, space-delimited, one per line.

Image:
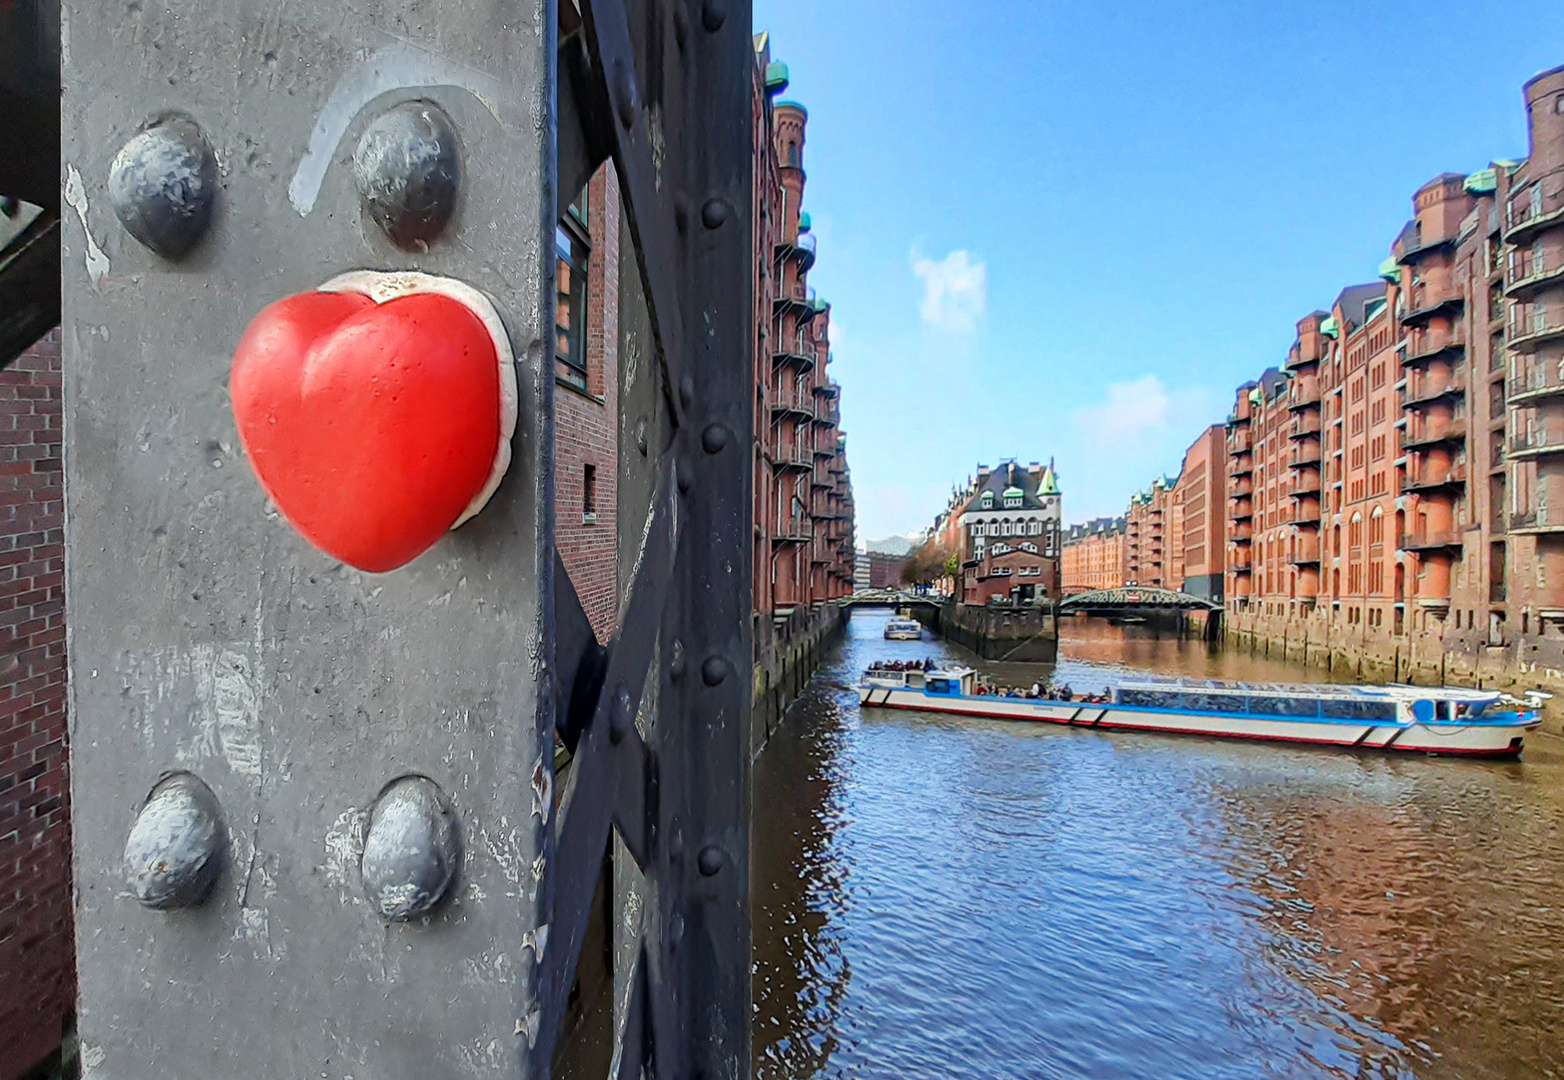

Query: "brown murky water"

xmin=753 ymin=612 xmax=1564 ymax=1079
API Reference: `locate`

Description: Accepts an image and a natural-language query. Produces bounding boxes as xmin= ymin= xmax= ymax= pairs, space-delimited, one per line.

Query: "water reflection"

xmin=752 ymin=612 xmax=1564 ymax=1080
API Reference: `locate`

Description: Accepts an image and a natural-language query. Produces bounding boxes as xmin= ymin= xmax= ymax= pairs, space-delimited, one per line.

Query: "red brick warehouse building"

xmin=549 ymin=38 xmax=859 ymax=643
xmin=0 ymin=331 xmax=72 ymax=1080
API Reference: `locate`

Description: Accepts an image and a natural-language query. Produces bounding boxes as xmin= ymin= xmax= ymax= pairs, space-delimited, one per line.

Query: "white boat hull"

xmin=856 ymin=685 xmax=1535 ymax=757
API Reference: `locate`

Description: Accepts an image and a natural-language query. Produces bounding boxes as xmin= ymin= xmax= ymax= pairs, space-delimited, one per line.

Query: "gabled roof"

xmin=961 ymin=458 xmax=1057 ymax=514
xmin=1333 ymin=282 xmax=1385 ymax=330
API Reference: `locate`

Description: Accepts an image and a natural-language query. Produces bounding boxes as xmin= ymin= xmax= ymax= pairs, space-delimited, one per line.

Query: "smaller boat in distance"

xmin=857 ymin=665 xmax=1544 ymax=758
xmin=883 ymin=617 xmax=922 ymax=641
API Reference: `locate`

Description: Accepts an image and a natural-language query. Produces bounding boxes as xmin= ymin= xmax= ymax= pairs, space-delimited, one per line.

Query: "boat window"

xmin=1318 ymin=698 xmax=1396 ymax=721
xmin=928 ymin=679 xmax=950 ymax=695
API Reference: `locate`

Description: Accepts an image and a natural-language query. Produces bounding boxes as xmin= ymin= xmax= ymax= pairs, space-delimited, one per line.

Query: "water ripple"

xmin=753 ymin=613 xmax=1564 ymax=1080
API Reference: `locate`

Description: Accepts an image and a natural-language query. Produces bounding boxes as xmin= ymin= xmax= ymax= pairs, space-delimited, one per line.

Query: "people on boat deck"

xmin=867 ymin=658 xmax=939 ymax=673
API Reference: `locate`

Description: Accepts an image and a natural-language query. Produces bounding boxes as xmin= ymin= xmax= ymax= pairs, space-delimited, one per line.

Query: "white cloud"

xmin=1064 ymin=375 xmax=1227 ymax=519
xmin=1073 ymin=375 xmax=1176 ymax=450
xmin=911 ymin=248 xmax=986 ymax=332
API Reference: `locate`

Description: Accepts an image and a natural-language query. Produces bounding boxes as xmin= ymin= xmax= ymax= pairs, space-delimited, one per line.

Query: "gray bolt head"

xmin=107 ymin=116 xmax=217 ymax=259
xmin=123 ymin=773 xmax=227 ymax=910
xmin=352 ymin=101 xmax=460 ymax=250
xmin=360 ymin=776 xmax=460 ymax=922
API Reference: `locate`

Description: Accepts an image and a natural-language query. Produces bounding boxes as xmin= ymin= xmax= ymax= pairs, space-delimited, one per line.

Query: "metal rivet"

xmin=107 ymin=116 xmax=217 ymax=259
xmin=670 ymin=639 xmax=686 ymax=680
xmin=679 ymin=374 xmax=696 ymax=411
xmin=636 ymin=418 xmax=649 ymax=456
xmin=609 ymin=682 xmax=633 ymax=745
xmin=700 ymin=198 xmax=729 ymax=230
xmin=701 ymin=655 xmax=729 ymax=686
xmin=612 ymin=59 xmax=639 ymax=129
xmin=360 ymin=776 xmax=460 ymax=922
xmin=669 ymin=911 xmax=685 ymax=949
xmin=701 ymin=0 xmax=727 ymax=32
xmin=697 ymin=845 xmax=724 ymax=876
xmin=352 ymin=100 xmax=460 ymax=250
xmin=677 ymin=458 xmax=693 ymax=494
xmin=701 ymin=423 xmax=729 ymax=454
xmin=123 ymin=772 xmax=227 ymax=910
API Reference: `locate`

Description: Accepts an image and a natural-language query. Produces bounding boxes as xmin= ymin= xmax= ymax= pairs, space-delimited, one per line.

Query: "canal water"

xmin=752 ymin=610 xmax=1564 ymax=1080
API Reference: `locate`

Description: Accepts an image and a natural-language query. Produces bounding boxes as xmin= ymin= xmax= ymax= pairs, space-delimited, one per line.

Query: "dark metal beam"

xmin=0 ymin=211 xmax=60 ymax=368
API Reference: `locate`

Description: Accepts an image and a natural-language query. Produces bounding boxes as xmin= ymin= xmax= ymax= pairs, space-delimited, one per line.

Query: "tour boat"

xmin=857 ymin=666 xmax=1544 ymax=757
xmin=883 ymin=617 xmax=923 ymax=641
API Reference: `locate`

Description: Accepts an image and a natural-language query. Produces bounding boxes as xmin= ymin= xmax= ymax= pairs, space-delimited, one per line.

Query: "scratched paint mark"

xmin=522 ymin=922 xmax=549 ymax=962
xmin=288 ymin=42 xmax=502 ymax=215
xmin=323 ymin=806 xmax=367 ymax=904
xmin=530 ymin=757 xmax=552 ymax=825
xmin=64 ymin=165 xmax=110 ymax=286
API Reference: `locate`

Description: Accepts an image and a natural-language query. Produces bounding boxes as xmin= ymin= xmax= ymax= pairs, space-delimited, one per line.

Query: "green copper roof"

xmin=810 ymin=296 xmax=828 ymax=313
xmin=764 ymin=61 xmax=789 ymax=95
xmin=1464 ymin=167 xmax=1497 ymax=195
xmin=775 ymin=100 xmax=808 ymax=117
xmin=1378 ymin=256 xmax=1401 ymax=282
xmin=1320 ymin=314 xmax=1340 ymax=339
xmin=798 ymin=211 xmax=812 ymax=232
xmin=1039 ymin=466 xmax=1059 ymax=495
xmin=1001 ymin=485 xmax=1023 ymax=498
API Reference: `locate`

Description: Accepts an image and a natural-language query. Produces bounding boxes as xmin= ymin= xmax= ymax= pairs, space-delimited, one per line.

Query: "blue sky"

xmin=752 ymin=0 xmax=1564 ymax=543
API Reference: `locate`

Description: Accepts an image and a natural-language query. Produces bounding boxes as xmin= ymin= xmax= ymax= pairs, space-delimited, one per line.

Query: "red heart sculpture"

xmin=231 ymin=271 xmax=516 ymax=572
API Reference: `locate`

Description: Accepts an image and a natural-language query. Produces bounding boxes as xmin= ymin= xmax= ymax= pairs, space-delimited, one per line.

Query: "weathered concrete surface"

xmin=62 ymin=3 xmax=554 ymax=1076
xmin=912 ymin=599 xmax=1058 ymax=663
xmin=752 ymin=604 xmax=849 ymax=756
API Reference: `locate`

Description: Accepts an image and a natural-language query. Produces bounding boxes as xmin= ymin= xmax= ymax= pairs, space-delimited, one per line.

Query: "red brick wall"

xmin=0 ymin=331 xmax=73 ymax=1080
xmin=556 ymin=165 xmax=622 ymax=642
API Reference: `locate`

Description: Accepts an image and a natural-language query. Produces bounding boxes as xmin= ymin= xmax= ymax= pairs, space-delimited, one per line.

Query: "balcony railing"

xmin=1399 ymin=462 xmax=1467 ymax=493
xmin=1402 ymin=327 xmax=1465 ymax=365
xmin=1401 ymin=283 xmax=1463 ymax=324
xmin=1287 ymin=442 xmax=1322 ymax=467
xmin=1228 ymin=454 xmax=1254 ymax=477
xmin=1398 ymin=529 xmax=1463 ymax=551
xmin=1287 ymin=473 xmax=1322 ymax=497
xmin=1229 ymin=477 xmax=1253 ymax=497
xmin=1287 ymin=383 xmax=1322 ymax=410
xmin=1288 ymin=537 xmax=1321 ymax=564
xmin=1288 ymin=414 xmax=1323 ymax=439
xmin=1509 ymin=306 xmax=1564 ymax=353
xmin=1510 ymin=509 xmax=1564 ymax=533
xmin=1229 ymin=549 xmax=1253 ymax=571
xmin=1507 ymin=366 xmax=1564 ymax=404
xmin=1505 ymin=186 xmax=1564 ymax=243
xmin=1396 ymin=226 xmax=1458 ymax=264
xmin=1229 ymin=430 xmax=1253 ymax=453
xmin=1506 ymin=247 xmax=1564 ymax=299
xmin=1282 ymin=504 xmax=1320 ymax=526
xmin=1400 ymin=420 xmax=1466 ymax=452
xmin=772 ymin=517 xmax=813 ymax=543
xmin=769 ymin=390 xmax=815 ymax=421
xmin=1509 ymin=430 xmax=1564 ymax=459
xmin=1399 ymin=370 xmax=1466 ymax=409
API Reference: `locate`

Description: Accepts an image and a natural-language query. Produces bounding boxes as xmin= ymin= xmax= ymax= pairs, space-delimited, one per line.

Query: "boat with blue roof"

xmin=857 ymin=663 xmax=1545 ymax=757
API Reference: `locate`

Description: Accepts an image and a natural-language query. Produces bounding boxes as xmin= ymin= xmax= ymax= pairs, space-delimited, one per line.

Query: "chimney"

xmin=1028 ymin=461 xmax=1042 ymax=475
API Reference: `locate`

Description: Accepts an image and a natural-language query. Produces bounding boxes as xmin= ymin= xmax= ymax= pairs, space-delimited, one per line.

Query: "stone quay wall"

xmin=752 ymin=603 xmax=850 ymax=756
xmin=914 ymin=599 xmax=1059 ymax=663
